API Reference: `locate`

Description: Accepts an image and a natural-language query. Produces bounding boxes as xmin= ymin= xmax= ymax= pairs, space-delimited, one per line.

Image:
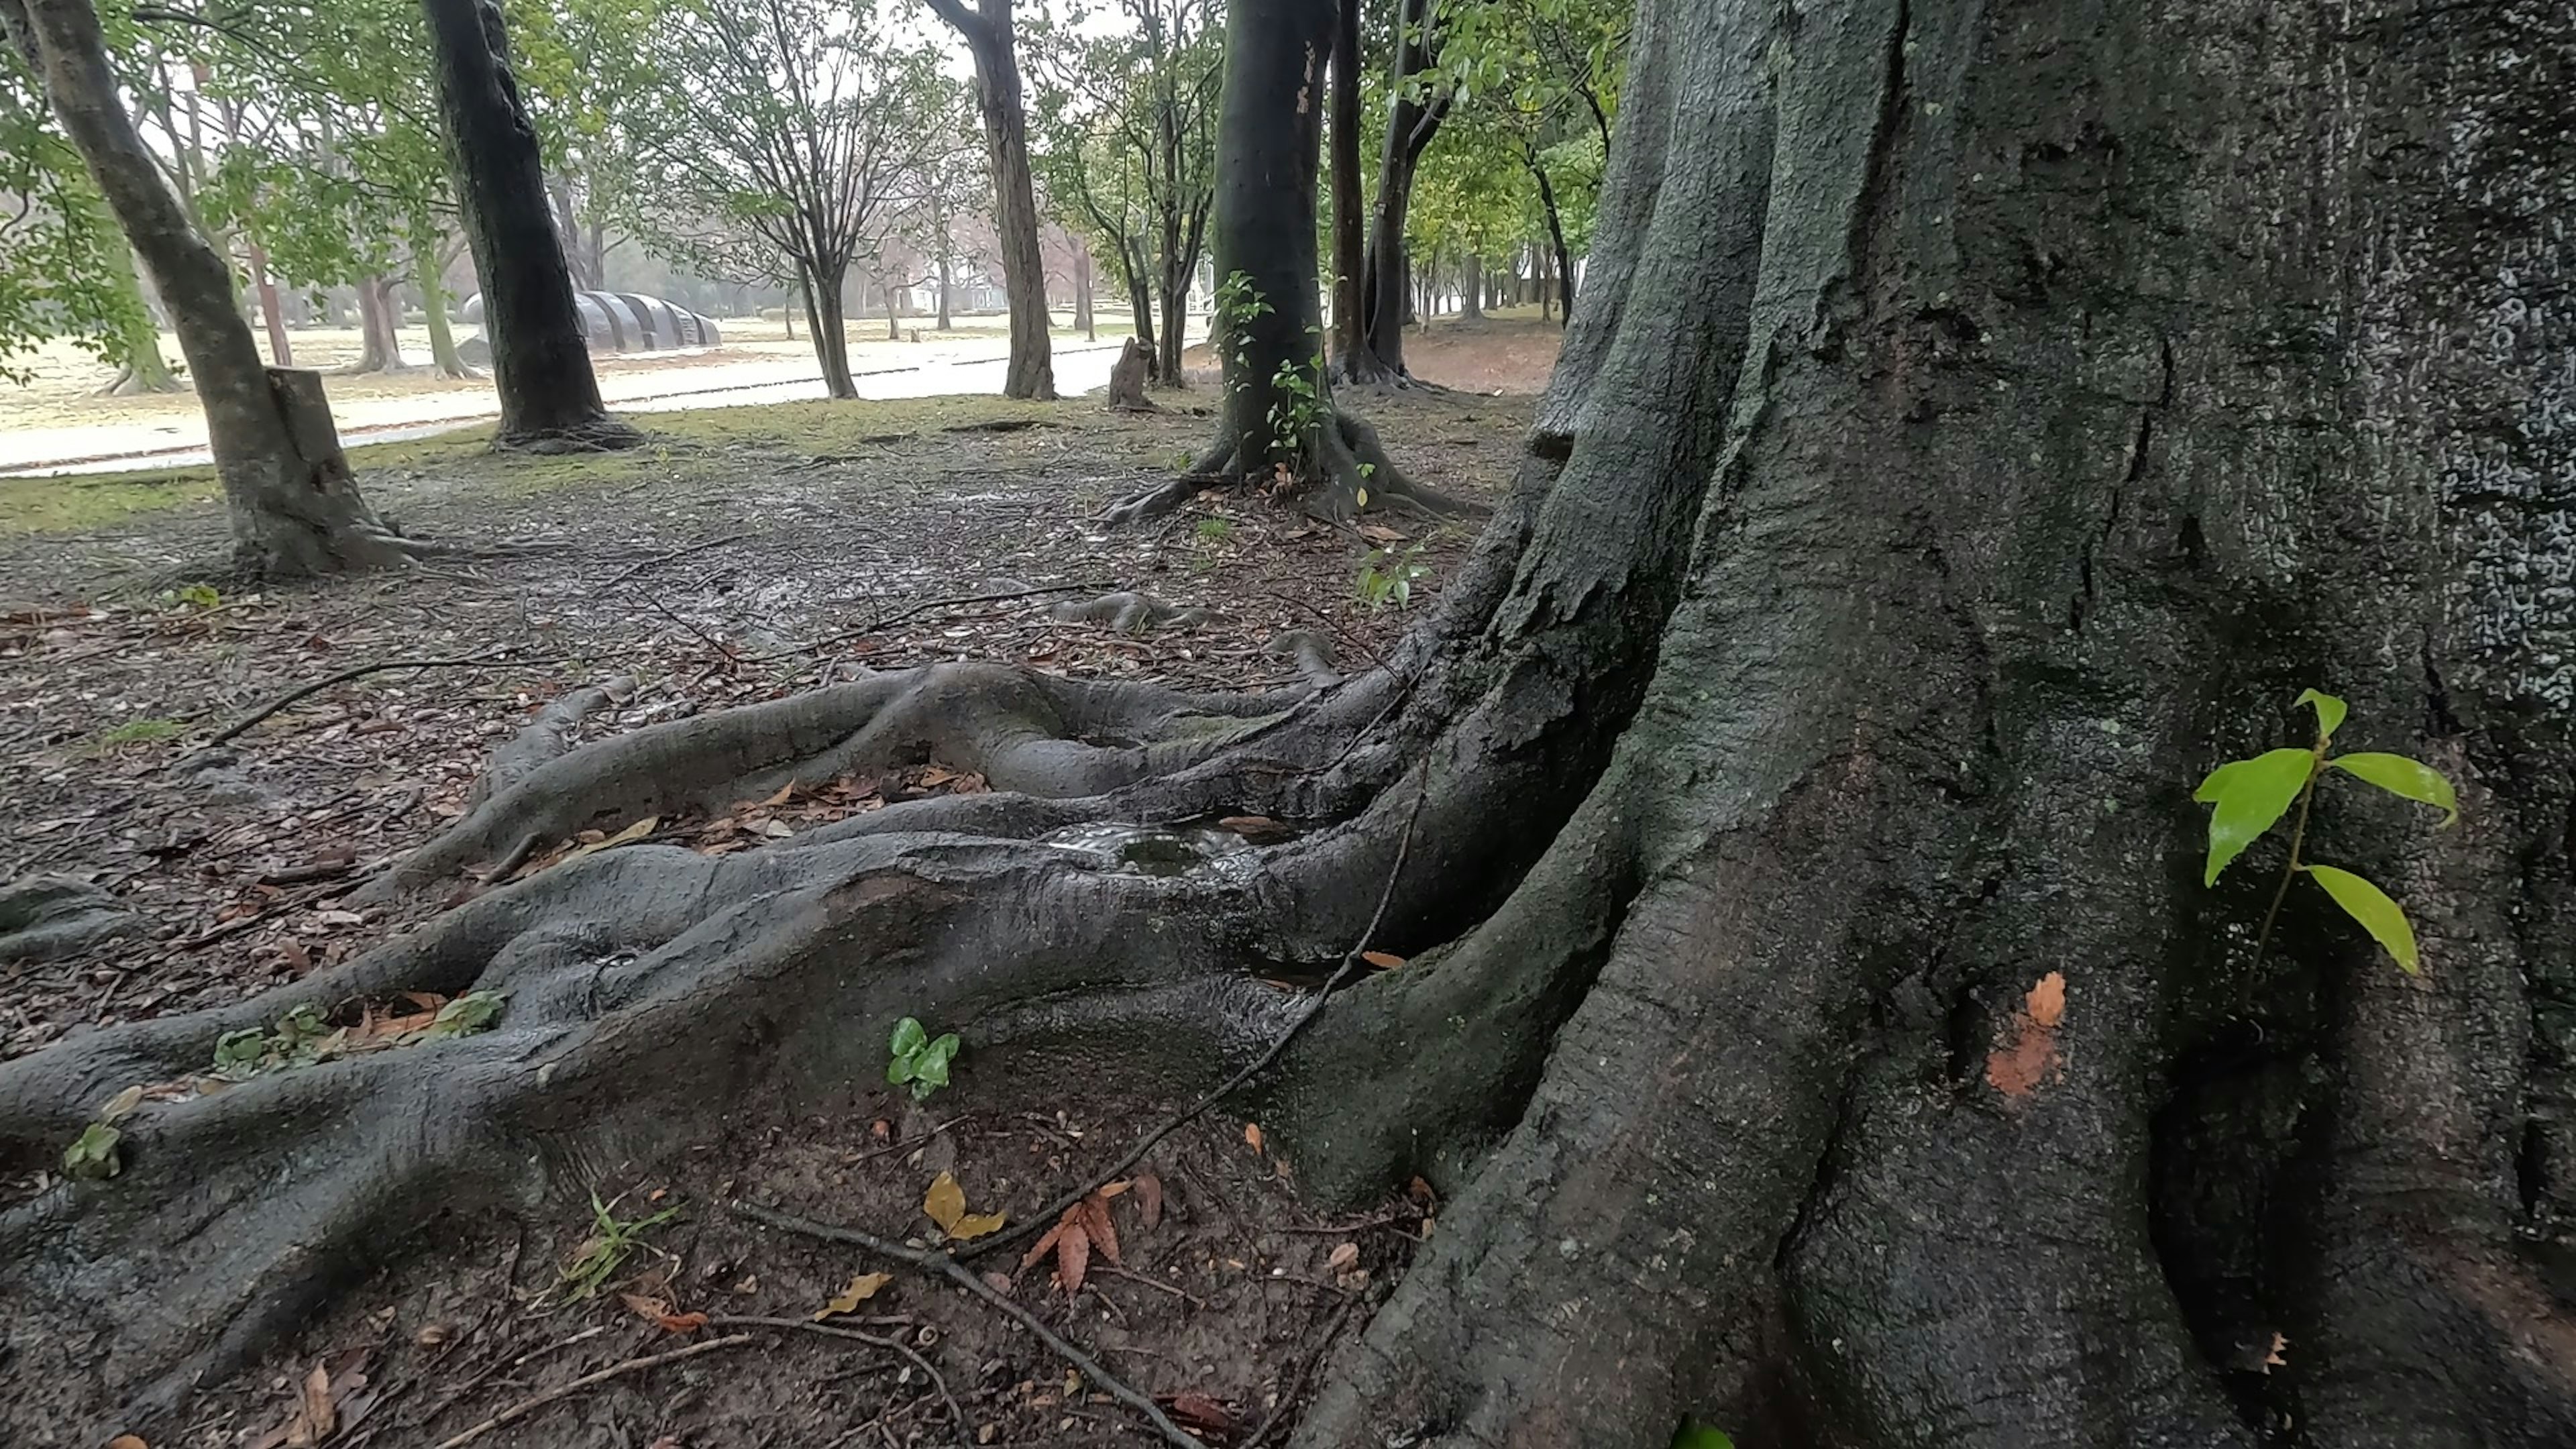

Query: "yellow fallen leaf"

xmin=924 ymin=1171 xmax=966 ymax=1233
xmin=108 ymin=1437 xmax=148 ymax=1449
xmin=1244 ymin=1122 xmax=1264 ymax=1153
xmin=814 ymin=1272 xmax=892 ymax=1320
xmin=947 ymin=1210 xmax=1008 ymax=1241
xmin=561 ymin=814 xmax=659 ymax=864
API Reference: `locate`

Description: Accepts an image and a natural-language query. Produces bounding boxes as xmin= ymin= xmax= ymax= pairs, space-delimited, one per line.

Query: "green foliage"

xmin=62 ymin=1122 xmax=123 ymax=1181
xmin=1355 ymin=542 xmax=1432 ymax=612
xmin=2196 ymin=689 xmax=2458 ymax=974
xmin=168 ymin=582 xmax=223 ymax=610
xmin=426 ymin=989 xmax=508 ymax=1038
xmin=1672 ymin=1425 xmax=1735 ymax=1449
xmin=93 ymin=717 xmax=188 ymax=749
xmin=887 ymin=1016 xmax=963 ymax=1101
xmin=559 ymin=1190 xmax=682 ymax=1299
xmin=1266 ymin=353 xmax=1327 ymax=464
xmin=207 ymin=989 xmax=506 ymax=1079
xmin=1195 ymin=517 xmax=1236 ymax=544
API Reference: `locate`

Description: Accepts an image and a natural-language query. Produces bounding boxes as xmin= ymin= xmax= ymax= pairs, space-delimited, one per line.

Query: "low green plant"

xmin=1355 ymin=542 xmax=1432 ymax=612
xmin=60 ymin=1085 xmax=145 ymax=1183
xmin=165 ymin=582 xmax=221 ymax=610
xmin=2196 ymin=688 xmax=2459 ymax=973
xmin=1195 ymin=517 xmax=1236 ymax=545
xmin=1265 ymin=353 xmax=1326 ymax=465
xmin=559 ymin=1190 xmax=682 ymax=1299
xmin=1672 ymin=1425 xmax=1735 ymax=1449
xmin=93 ymin=716 xmax=186 ymax=749
xmin=208 ymin=990 xmax=506 ymax=1079
xmin=887 ymin=1016 xmax=961 ymax=1101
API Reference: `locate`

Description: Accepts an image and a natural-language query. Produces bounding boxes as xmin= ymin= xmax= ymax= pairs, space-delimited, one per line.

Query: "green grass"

xmin=91 ymin=716 xmax=189 ymax=751
xmin=0 ymin=394 xmax=1110 ymax=535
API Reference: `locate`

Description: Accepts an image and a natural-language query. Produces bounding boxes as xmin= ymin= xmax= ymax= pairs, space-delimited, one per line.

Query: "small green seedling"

xmin=1355 ymin=543 xmax=1432 ymax=612
xmin=94 ymin=717 xmax=187 ymax=750
xmin=61 ymin=1084 xmax=145 ymax=1182
xmin=2196 ymin=688 xmax=2459 ymax=973
xmin=559 ymin=1190 xmax=682 ymax=1299
xmin=1672 ymin=1423 xmax=1735 ymax=1449
xmin=887 ymin=1016 xmax=961 ymax=1101
xmin=1195 ymin=517 xmax=1236 ymax=545
xmin=165 ymin=582 xmax=221 ymax=610
xmin=425 ymin=989 xmax=507 ymax=1038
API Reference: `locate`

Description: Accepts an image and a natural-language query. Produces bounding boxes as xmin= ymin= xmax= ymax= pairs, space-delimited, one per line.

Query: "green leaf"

xmin=887 ymin=1054 xmax=918 ymax=1085
xmin=2295 ymin=688 xmax=2347 ymax=743
xmin=2193 ymin=748 xmax=2316 ymax=886
xmin=2330 ymin=752 xmax=2459 ymax=826
xmin=925 ymin=1033 xmax=961 ymax=1066
xmin=1672 ymin=1424 xmax=1735 ymax=1449
xmin=2306 ymin=864 xmax=2420 ymax=973
xmin=890 ymin=1016 xmax=928 ymax=1058
xmin=915 ymin=1053 xmax=950 ymax=1089
xmin=63 ymin=1122 xmax=121 ymax=1180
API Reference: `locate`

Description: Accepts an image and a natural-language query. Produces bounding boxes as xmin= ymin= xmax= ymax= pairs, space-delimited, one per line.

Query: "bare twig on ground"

xmin=966 ymin=773 xmax=1430 ymax=1266
xmin=600 ymin=532 xmax=755 ymax=590
xmin=205 ymin=654 xmax=535 ymax=746
xmin=426 ymin=1333 xmax=755 ymax=1449
xmin=711 ymin=1316 xmax=963 ymax=1430
xmin=726 ymin=1201 xmax=1201 ymax=1449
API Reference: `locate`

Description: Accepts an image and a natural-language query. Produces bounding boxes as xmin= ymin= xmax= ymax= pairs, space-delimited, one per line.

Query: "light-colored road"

xmin=0 ymin=337 xmax=1128 ymax=479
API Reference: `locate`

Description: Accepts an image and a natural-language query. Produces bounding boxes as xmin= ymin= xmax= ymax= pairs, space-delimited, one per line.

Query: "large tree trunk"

xmin=930 ymin=0 xmax=1057 ymax=400
xmin=419 ymin=0 xmax=639 ymax=451
xmin=6 ymin=0 xmax=2573 ymax=1446
xmin=805 ymin=260 xmax=858 ymax=400
xmin=3 ymin=0 xmax=410 ymax=577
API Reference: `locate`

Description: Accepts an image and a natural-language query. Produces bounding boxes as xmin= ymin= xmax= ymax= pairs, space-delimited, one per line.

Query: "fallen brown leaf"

xmin=1986 ymin=971 xmax=2069 ymax=1099
xmin=1327 ymin=1242 xmax=1360 ymax=1272
xmin=1161 ymin=1392 xmax=1234 ymax=1436
xmin=1056 ymin=1220 xmax=1091 ymax=1294
xmin=924 ymin=1171 xmax=967 ymax=1232
xmin=1135 ymin=1172 xmax=1164 ymax=1230
xmin=1244 ymin=1122 xmax=1264 ymax=1154
xmin=813 ymin=1273 xmax=892 ymax=1320
xmin=1080 ymin=1193 xmax=1122 ymax=1267
xmin=1360 ymin=950 xmax=1406 ymax=970
xmin=107 ymin=1437 xmax=148 ymax=1449
xmin=621 ymin=1292 xmax=711 ymax=1334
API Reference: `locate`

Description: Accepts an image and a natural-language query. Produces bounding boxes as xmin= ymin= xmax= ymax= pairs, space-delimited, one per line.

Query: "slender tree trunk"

xmin=803 ymin=261 xmax=856 ymax=400
xmin=1326 ymin=0 xmax=1366 ymax=375
xmin=1121 ymin=235 xmax=1159 ymax=381
xmin=3 ymin=0 xmax=409 ymax=576
xmin=884 ymin=278 xmax=901 ymax=341
xmin=345 ymin=274 xmax=409 ymax=374
xmin=1074 ymin=250 xmax=1094 ymax=339
xmin=931 ymin=0 xmax=1057 ymax=399
xmin=96 ymin=239 xmax=180 ymax=394
xmin=420 ymin=0 xmax=637 ymax=450
xmin=1529 ymin=156 xmax=1576 ymax=326
xmin=244 ymin=237 xmax=292 ymax=368
xmin=1460 ymin=252 xmax=1483 ymax=319
xmin=416 ymin=243 xmax=470 ymax=379
xmin=1156 ymin=252 xmax=1189 ymax=387
xmin=1352 ymin=0 xmax=1444 ymax=380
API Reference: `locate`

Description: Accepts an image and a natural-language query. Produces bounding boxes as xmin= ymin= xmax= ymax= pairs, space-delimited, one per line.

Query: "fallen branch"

xmin=966 ymin=772 xmax=1428 ymax=1266
xmin=427 ymin=1332 xmax=755 ymax=1449
xmin=726 ymin=1201 xmax=1200 ymax=1449
xmin=601 ymin=531 xmax=755 ymax=589
xmin=711 ymin=1316 xmax=962 ymax=1429
xmin=206 ymin=654 xmax=533 ymax=746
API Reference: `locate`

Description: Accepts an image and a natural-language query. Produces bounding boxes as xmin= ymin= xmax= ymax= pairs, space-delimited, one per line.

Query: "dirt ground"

xmin=0 ymin=315 xmax=1556 ymax=1447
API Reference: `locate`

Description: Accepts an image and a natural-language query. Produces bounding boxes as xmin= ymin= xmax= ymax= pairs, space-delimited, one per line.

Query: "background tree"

xmin=1340 ymin=0 xmax=1445 ymax=382
xmin=419 ymin=0 xmax=637 ymax=449
xmin=923 ymin=0 xmax=1056 ymax=399
xmin=2 ymin=0 xmax=415 ymax=576
xmin=0 ymin=49 xmax=177 ymax=393
xmin=629 ymin=0 xmax=947 ymax=399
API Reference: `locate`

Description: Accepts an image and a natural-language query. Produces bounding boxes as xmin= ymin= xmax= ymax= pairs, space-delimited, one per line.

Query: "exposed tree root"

xmin=496 ymin=416 xmax=647 ymax=455
xmin=1104 ymin=413 xmax=1486 ymax=529
xmin=1047 ymin=589 xmax=1219 ymax=634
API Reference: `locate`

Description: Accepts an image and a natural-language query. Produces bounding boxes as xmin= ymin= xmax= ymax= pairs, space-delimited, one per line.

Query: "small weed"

xmin=93 ymin=716 xmax=186 ymax=750
xmin=1355 ymin=543 xmax=1432 ymax=612
xmin=207 ymin=989 xmax=506 ymax=1081
xmin=164 ymin=582 xmax=221 ymax=610
xmin=1195 ymin=517 xmax=1236 ymax=545
xmin=559 ymin=1191 xmax=682 ymax=1299
xmin=887 ymin=1016 xmax=961 ymax=1101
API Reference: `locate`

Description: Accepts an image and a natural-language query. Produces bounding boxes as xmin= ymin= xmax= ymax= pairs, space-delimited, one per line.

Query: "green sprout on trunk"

xmin=2196 ymin=688 xmax=2459 ymax=973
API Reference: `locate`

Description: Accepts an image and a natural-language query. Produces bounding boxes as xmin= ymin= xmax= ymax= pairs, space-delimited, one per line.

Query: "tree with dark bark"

xmin=420 ymin=0 xmax=639 ymax=450
xmin=926 ymin=0 xmax=1057 ymax=399
xmin=1110 ymin=0 xmax=1469 ymax=524
xmin=2 ymin=0 xmax=415 ymax=577
xmin=9 ymin=1 xmax=2576 ymax=1446
xmin=1339 ymin=0 xmax=1447 ymax=384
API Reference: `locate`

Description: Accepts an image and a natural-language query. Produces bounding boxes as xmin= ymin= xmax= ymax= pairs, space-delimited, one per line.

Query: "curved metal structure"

xmin=455 ymin=290 xmax=721 ymax=360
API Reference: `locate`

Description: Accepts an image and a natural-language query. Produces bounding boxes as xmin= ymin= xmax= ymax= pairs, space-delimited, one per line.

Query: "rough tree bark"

xmin=94 ymin=239 xmax=181 ymax=394
xmin=1073 ymin=248 xmax=1095 ymax=339
xmin=926 ymin=0 xmax=1057 ymax=400
xmin=420 ymin=0 xmax=639 ymax=451
xmin=343 ymin=274 xmax=411 ymax=375
xmin=4 ymin=1 xmax=2572 ymax=1446
xmin=3 ymin=0 xmax=413 ymax=577
xmin=1122 ymin=234 xmax=1161 ymax=379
